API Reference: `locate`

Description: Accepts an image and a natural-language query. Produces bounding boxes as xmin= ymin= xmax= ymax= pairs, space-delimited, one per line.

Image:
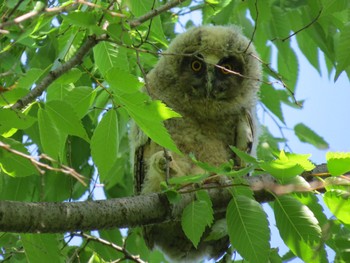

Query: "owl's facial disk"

xmin=180 ymin=54 xmax=244 ymax=101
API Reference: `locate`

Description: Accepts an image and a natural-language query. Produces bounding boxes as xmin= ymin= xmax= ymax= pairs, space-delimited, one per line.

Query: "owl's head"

xmin=147 ymin=25 xmax=261 ymax=119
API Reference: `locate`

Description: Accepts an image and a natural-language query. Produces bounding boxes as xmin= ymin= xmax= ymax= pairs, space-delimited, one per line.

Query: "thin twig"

xmin=0 ymin=141 xmax=87 ymax=185
xmin=73 ymin=232 xmax=146 ymax=263
xmin=0 ymin=2 xmax=75 ymax=29
xmin=244 ymin=0 xmax=259 ymax=53
xmin=129 ymin=0 xmax=188 ymax=28
xmin=272 ymin=9 xmax=323 ymax=42
xmin=250 ymin=53 xmax=301 ymax=106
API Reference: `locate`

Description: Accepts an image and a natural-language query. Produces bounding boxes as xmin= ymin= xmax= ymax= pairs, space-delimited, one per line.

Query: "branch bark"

xmin=11 ymin=35 xmax=100 ymax=111
xmin=129 ymin=0 xmax=188 ymax=28
xmin=0 ymin=164 xmax=335 ymax=233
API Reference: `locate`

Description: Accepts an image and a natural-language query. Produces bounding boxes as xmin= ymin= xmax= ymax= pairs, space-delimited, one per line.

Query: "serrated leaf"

xmin=181 ymin=200 xmax=214 ymax=248
xmin=168 ymin=173 xmax=209 ymax=185
xmin=91 ymin=109 xmax=119 ymax=179
xmin=335 ymin=23 xmax=350 ymax=81
xmin=227 ymin=195 xmax=270 ymax=263
xmin=324 ymin=190 xmax=350 ymax=225
xmin=205 ymin=218 xmax=227 ymax=241
xmin=274 ymin=195 xmax=325 ymax=262
xmin=326 ymin=152 xmax=350 ymax=176
xmin=294 ymin=123 xmax=329 ymax=149
xmin=63 ymin=11 xmax=96 ymax=27
xmin=94 ymin=42 xmax=124 ymax=77
xmin=64 ymin=86 xmax=96 ymax=118
xmin=38 ymin=108 xmax=66 ymax=160
xmin=0 ymin=137 xmax=38 ymax=177
xmin=230 ymin=146 xmax=258 ymax=164
xmin=165 ymin=189 xmax=182 ymax=204
xmin=21 ymin=234 xmax=63 ymax=263
xmin=16 ymin=68 xmax=44 ymax=90
xmin=259 ymin=151 xmax=314 ymax=180
xmin=0 ymin=108 xmax=36 ymax=133
xmin=117 ymin=91 xmax=181 ymax=154
xmin=106 ymin=67 xmax=143 ymax=93
xmin=45 ymin=100 xmax=89 ymax=142
xmin=260 ymin=84 xmax=285 ymax=124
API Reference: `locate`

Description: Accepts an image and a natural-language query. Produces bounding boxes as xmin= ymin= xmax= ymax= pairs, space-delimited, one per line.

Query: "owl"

xmin=130 ymin=25 xmax=261 ymax=262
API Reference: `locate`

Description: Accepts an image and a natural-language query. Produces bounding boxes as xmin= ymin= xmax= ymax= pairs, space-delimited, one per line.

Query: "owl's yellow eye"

xmin=221 ymin=63 xmax=232 ymax=74
xmin=191 ymin=60 xmax=202 ymax=72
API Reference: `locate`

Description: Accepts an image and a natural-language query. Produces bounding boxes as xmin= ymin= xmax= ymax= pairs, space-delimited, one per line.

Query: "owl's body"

xmin=131 ymin=25 xmax=261 ymax=262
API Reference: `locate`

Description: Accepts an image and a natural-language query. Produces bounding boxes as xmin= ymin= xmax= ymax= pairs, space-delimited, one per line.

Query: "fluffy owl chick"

xmin=131 ymin=25 xmax=261 ymax=262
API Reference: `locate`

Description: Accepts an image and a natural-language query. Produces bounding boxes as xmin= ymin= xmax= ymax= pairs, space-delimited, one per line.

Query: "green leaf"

xmin=335 ymin=22 xmax=350 ymax=81
xmin=181 ymin=200 xmax=214 ymax=248
xmin=205 ymin=218 xmax=227 ymax=242
xmin=64 ymin=86 xmax=96 ymax=118
xmin=117 ymin=91 xmax=181 ymax=154
xmin=127 ymin=0 xmax=167 ymax=45
xmin=226 ymin=195 xmax=270 ymax=263
xmin=45 ymin=100 xmax=89 ymax=142
xmin=230 ymin=146 xmax=258 ymax=164
xmin=94 ymin=42 xmax=125 ymax=77
xmin=168 ymin=173 xmax=209 ymax=185
xmin=259 ymin=151 xmax=315 ymax=181
xmin=0 ymin=108 xmax=36 ymax=134
xmin=91 ymin=109 xmax=119 ymax=179
xmin=63 ymin=11 xmax=96 ymax=27
xmin=17 ymin=68 xmax=44 ymax=90
xmin=38 ymin=108 xmax=66 ymax=160
xmin=260 ymin=84 xmax=285 ymax=124
xmin=0 ymin=137 xmax=38 ymax=177
xmin=277 ymin=44 xmax=299 ymax=92
xmin=106 ymin=67 xmax=143 ymax=93
xmin=274 ymin=195 xmax=325 ymax=262
xmin=326 ymin=152 xmax=350 ymax=176
xmin=294 ymin=123 xmax=329 ymax=149
xmin=21 ymin=234 xmax=64 ymax=263
xmin=324 ymin=190 xmax=350 ymax=225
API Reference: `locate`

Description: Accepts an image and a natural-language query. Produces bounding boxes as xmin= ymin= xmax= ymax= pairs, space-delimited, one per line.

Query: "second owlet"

xmin=131 ymin=25 xmax=261 ymax=262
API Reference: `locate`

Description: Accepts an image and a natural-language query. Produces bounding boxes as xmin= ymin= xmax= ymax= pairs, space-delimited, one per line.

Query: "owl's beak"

xmin=204 ymin=55 xmax=219 ymax=98
xmin=206 ymin=68 xmax=215 ymax=98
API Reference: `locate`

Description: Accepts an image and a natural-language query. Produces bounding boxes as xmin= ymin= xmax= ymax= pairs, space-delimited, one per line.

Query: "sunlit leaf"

xmin=326 ymin=152 xmax=350 ymax=176
xmin=324 ymin=190 xmax=350 ymax=225
xmin=259 ymin=151 xmax=315 ymax=180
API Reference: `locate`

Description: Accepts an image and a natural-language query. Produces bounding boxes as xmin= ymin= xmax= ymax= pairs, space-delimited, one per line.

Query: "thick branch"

xmin=129 ymin=0 xmax=188 ymax=28
xmin=0 ymin=186 xmax=233 ymax=233
xmin=0 ymin=164 xmax=338 ymax=233
xmin=11 ymin=35 xmax=99 ymax=110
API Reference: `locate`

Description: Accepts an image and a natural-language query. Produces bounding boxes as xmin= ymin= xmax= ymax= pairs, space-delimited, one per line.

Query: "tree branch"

xmin=129 ymin=0 xmax=188 ymax=28
xmin=11 ymin=35 xmax=100 ymax=111
xmin=0 ymin=164 xmax=341 ymax=233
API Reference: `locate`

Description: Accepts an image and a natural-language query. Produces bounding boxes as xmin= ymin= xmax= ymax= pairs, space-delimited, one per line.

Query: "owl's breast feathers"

xmin=164 ymin=107 xmax=254 ymax=166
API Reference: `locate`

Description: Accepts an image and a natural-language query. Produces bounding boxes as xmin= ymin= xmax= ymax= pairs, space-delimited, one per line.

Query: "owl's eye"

xmin=191 ymin=60 xmax=203 ymax=72
xmin=220 ymin=63 xmax=233 ymax=74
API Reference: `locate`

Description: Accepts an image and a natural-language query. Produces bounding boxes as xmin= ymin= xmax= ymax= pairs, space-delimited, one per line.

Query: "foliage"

xmin=0 ymin=0 xmax=350 ymax=262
